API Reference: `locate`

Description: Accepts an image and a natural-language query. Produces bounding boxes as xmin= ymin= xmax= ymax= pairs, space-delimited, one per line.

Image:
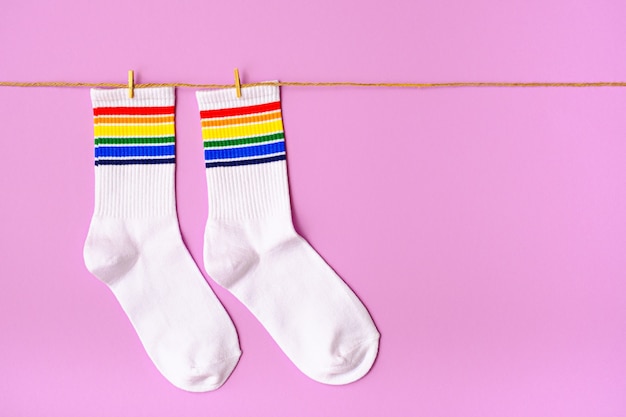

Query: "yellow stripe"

xmin=94 ymin=123 xmax=175 ymax=137
xmin=202 ymin=119 xmax=283 ymax=140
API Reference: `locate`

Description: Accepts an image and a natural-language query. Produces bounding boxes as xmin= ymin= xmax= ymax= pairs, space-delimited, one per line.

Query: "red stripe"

xmin=93 ymin=106 xmax=175 ymax=116
xmin=200 ymin=101 xmax=281 ymax=119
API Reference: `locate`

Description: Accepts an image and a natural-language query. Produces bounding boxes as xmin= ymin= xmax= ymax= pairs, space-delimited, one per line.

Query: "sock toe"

xmin=305 ymin=334 xmax=380 ymax=385
xmin=170 ymin=351 xmax=242 ymax=393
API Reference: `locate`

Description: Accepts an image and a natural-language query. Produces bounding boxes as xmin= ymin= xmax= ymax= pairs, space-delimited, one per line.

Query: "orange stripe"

xmin=94 ymin=115 xmax=175 ymax=125
xmin=201 ymin=111 xmax=281 ymax=128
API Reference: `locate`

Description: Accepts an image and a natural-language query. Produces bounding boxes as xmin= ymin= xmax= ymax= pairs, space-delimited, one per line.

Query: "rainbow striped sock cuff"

xmin=196 ymin=84 xmax=286 ymax=168
xmin=196 ymin=84 xmax=293 ymax=219
xmin=91 ymin=87 xmax=176 ymax=166
xmin=89 ymin=87 xmax=177 ymax=217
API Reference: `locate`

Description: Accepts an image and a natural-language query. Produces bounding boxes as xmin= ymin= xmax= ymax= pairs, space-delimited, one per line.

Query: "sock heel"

xmin=203 ymin=220 xmax=260 ymax=288
xmin=83 ymin=219 xmax=139 ymax=285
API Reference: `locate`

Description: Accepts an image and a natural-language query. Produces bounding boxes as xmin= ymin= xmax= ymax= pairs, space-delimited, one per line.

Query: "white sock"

xmin=196 ymin=85 xmax=380 ymax=385
xmin=84 ymin=87 xmax=241 ymax=392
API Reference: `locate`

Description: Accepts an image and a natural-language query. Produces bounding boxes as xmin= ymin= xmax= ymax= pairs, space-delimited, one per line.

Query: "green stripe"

xmin=204 ymin=132 xmax=285 ymax=148
xmin=95 ymin=136 xmax=175 ymax=145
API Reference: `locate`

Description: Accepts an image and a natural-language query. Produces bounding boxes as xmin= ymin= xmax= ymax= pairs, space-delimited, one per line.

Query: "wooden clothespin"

xmin=234 ymin=68 xmax=242 ymax=98
xmin=128 ymin=70 xmax=135 ymax=98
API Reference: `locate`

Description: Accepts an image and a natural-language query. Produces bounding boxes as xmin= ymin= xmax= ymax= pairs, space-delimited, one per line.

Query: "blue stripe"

xmin=206 ymin=154 xmax=286 ymax=168
xmin=96 ymin=158 xmax=175 ymax=166
xmin=95 ymin=145 xmax=175 ymax=158
xmin=204 ymin=141 xmax=285 ymax=161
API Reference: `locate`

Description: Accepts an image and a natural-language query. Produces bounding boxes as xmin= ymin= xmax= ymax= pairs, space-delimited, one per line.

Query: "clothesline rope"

xmin=1 ymin=80 xmax=626 ymax=89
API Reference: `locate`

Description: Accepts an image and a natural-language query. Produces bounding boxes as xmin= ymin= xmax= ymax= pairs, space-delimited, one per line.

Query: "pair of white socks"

xmin=83 ymin=85 xmax=380 ymax=392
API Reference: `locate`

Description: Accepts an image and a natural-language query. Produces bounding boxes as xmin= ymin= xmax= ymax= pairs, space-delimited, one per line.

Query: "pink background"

xmin=1 ymin=0 xmax=625 ymax=415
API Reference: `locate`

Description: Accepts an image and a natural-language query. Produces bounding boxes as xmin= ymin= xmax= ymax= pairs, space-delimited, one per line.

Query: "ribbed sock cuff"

xmin=197 ymin=82 xmax=292 ymax=220
xmin=91 ymin=87 xmax=175 ymax=108
xmin=93 ymin=165 xmax=176 ymax=217
xmin=90 ymin=87 xmax=177 ymax=217
xmin=196 ymin=83 xmax=279 ymax=110
xmin=205 ymin=162 xmax=291 ymax=220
